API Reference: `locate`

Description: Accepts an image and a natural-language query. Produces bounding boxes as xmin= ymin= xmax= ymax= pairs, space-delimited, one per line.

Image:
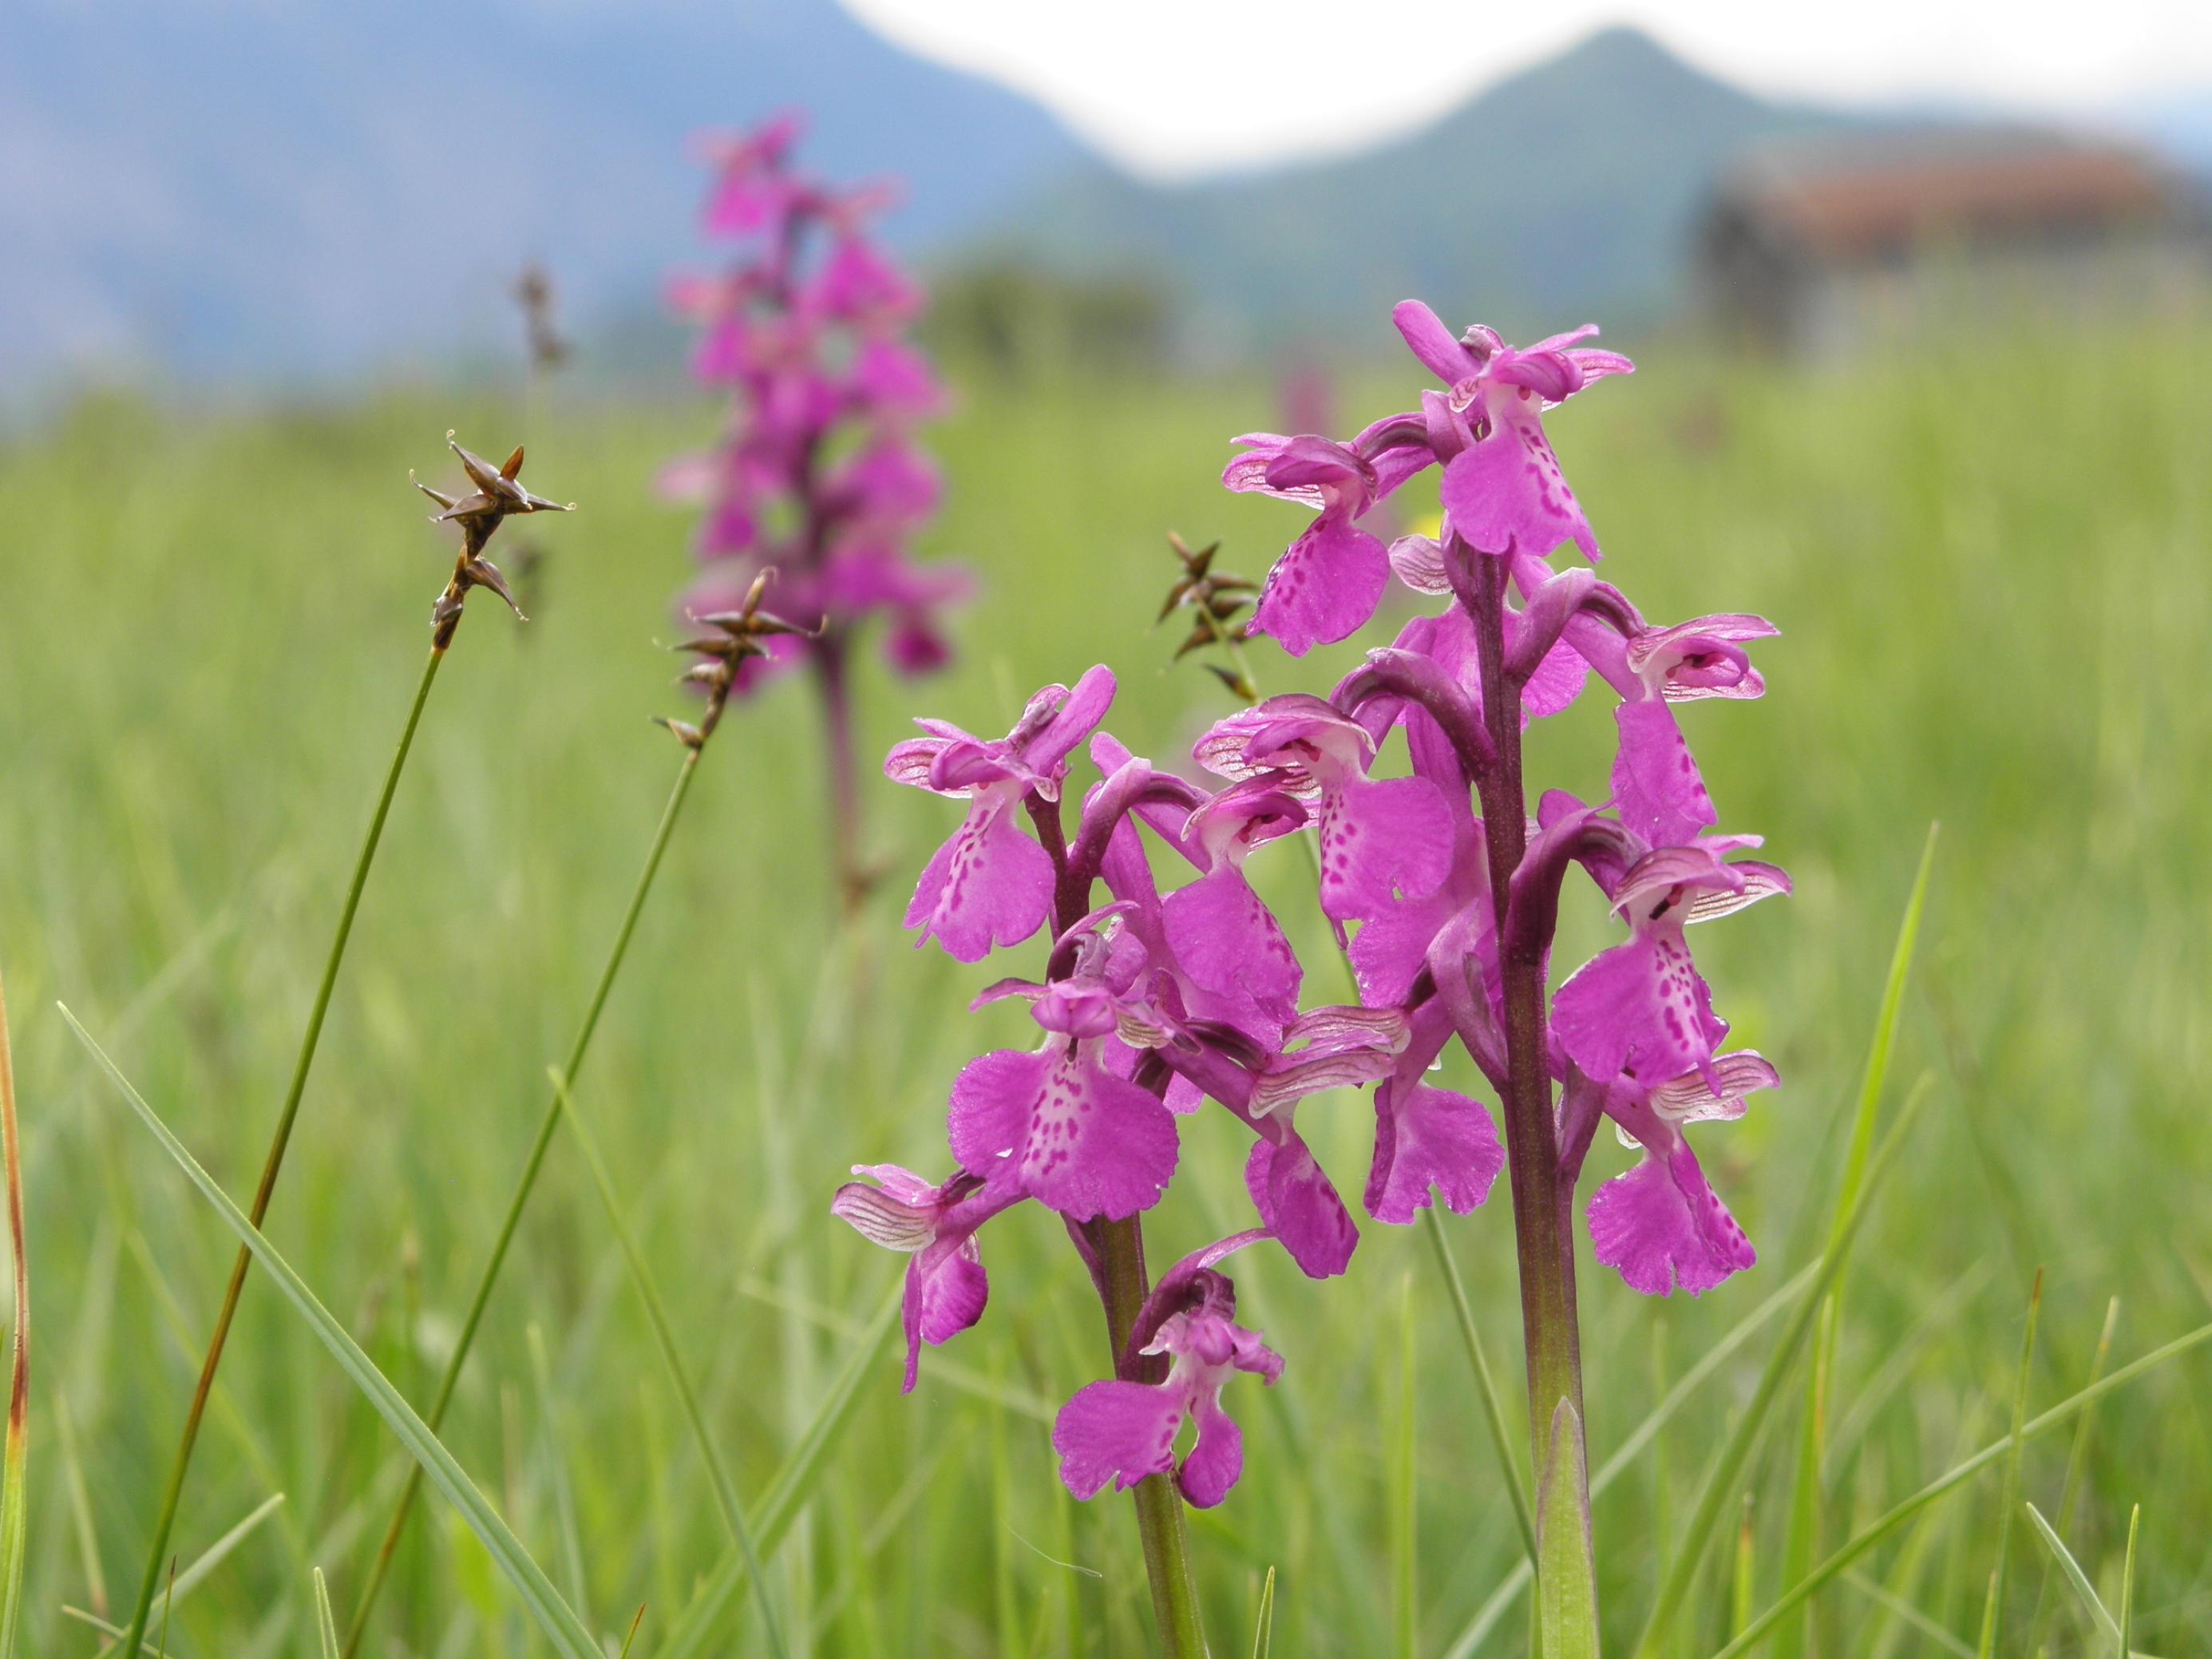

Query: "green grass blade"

xmin=524 ymin=1323 xmax=588 ymax=1612
xmin=1440 ymin=1259 xmax=1821 ymax=1659
xmin=1842 ymin=1570 xmax=1972 ymax=1657
xmin=1711 ymin=1319 xmax=2212 ymax=1657
xmin=1731 ymin=1495 xmax=1755 ymax=1638
xmin=1976 ymin=1270 xmax=2043 ymax=1658
xmin=313 ymin=1567 xmax=340 ymax=1658
xmin=1390 ymin=1273 xmax=1417 ymax=1659
xmin=2021 ymin=1503 xmax=2115 ymax=1645
xmin=2117 ymin=1505 xmax=2139 ymax=1659
xmin=549 ymin=1067 xmax=789 ymax=1659
xmin=70 ymin=1494 xmax=290 ymax=1655
xmin=1775 ymin=1294 xmax=1836 ymax=1659
xmin=1634 ymin=828 xmax=1938 ymax=1658
xmin=0 ymin=970 xmax=26 ymax=1659
xmin=1251 ymin=1566 xmax=1276 ymax=1659
xmin=618 ymin=1603 xmax=647 ymax=1659
xmin=1632 ymin=1074 xmax=1934 ymax=1657
xmin=1830 ymin=824 xmax=1939 ymax=1253
xmin=658 ymin=1284 xmax=901 ymax=1659
xmin=1421 ymin=1211 xmax=1535 ymax=1562
xmin=61 ymin=1006 xmax=605 ymax=1659
xmin=2028 ymin=1296 xmax=2122 ymax=1653
xmin=54 ymin=1394 xmax=109 ymax=1628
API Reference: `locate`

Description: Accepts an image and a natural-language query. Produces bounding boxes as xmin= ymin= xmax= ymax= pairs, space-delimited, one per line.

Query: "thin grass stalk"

xmin=313 ymin=1568 xmax=339 ymax=1658
xmin=1423 ymin=1211 xmax=1536 ymax=1562
xmin=1390 ymin=1273 xmax=1418 ymax=1659
xmin=1775 ymin=1294 xmax=1836 ymax=1659
xmin=2026 ymin=1296 xmax=2120 ymax=1656
xmin=657 ymin=1288 xmax=900 ymax=1659
xmin=548 ymin=1067 xmax=789 ymax=1659
xmin=343 ymin=746 xmax=702 ymax=1654
xmin=2021 ymin=1502 xmax=2113 ymax=1642
xmin=63 ymin=1010 xmax=605 ymax=1659
xmin=2116 ymin=1505 xmax=2138 ymax=1659
xmin=1713 ymin=1321 xmax=2212 ymax=1658
xmin=1976 ymin=1270 xmax=2044 ymax=1658
xmin=1632 ymin=826 xmax=1939 ymax=1658
xmin=0 ymin=968 xmax=26 ymax=1659
xmin=71 ymin=1495 xmax=287 ymax=1656
xmin=1438 ymin=1261 xmax=1822 ymax=1659
xmin=1632 ymin=1071 xmax=1934 ymax=1657
xmin=117 ymin=642 xmax=446 ymax=1658
xmin=1731 ymin=1495 xmax=1755 ymax=1640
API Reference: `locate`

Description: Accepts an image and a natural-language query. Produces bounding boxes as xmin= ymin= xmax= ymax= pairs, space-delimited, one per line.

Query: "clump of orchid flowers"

xmin=665 ymin=114 xmax=969 ymax=907
xmin=835 ymin=299 xmax=1787 ymax=1652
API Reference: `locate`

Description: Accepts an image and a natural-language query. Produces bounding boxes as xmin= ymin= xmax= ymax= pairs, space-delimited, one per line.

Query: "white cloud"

xmin=843 ymin=0 xmax=2212 ymax=178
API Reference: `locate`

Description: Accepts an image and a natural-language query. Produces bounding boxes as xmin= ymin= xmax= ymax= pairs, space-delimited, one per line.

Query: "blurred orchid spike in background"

xmin=664 ymin=111 xmax=971 ymax=913
xmin=835 ymin=296 xmax=1787 ymax=1659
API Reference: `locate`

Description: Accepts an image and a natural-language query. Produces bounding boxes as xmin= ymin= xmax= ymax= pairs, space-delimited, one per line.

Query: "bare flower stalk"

xmin=342 ymin=571 xmax=809 ymax=1656
xmin=115 ymin=434 xmax=561 ymax=1657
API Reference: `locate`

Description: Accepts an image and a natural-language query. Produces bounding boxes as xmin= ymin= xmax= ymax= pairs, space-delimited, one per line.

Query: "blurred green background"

xmin=5 ymin=328 xmax=2211 ymax=1656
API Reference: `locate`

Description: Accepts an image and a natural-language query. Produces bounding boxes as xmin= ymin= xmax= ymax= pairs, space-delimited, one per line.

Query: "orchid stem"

xmin=1097 ymin=1214 xmax=1209 ymax=1659
xmin=119 ymin=642 xmax=448 ymax=1659
xmin=1459 ymin=541 xmax=1598 ymax=1655
xmin=1037 ymin=776 xmax=1209 ymax=1658
xmin=814 ymin=624 xmax=869 ymax=921
xmin=1221 ymin=612 xmax=1543 ymax=1577
xmin=342 ymin=746 xmax=703 ymax=1657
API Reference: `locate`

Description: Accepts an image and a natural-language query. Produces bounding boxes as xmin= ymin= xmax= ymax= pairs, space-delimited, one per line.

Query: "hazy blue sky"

xmin=849 ymin=0 xmax=2212 ymax=176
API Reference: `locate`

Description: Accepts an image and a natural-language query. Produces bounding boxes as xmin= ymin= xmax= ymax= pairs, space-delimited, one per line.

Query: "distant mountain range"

xmin=4 ymin=6 xmax=2207 ymax=389
xmin=0 ymin=0 xmax=1084 ymax=384
xmin=994 ymin=27 xmax=1878 ymax=349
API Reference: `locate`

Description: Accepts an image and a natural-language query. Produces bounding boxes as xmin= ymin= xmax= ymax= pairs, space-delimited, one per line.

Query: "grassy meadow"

xmin=4 ymin=326 xmax=2212 ymax=1656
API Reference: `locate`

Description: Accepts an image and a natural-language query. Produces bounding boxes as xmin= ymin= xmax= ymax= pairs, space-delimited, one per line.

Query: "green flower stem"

xmin=118 ymin=643 xmax=448 ymax=1659
xmin=342 ymin=745 xmax=702 ymax=1657
xmin=1460 ymin=544 xmax=1598 ymax=1657
xmin=1096 ymin=1214 xmax=1209 ymax=1659
xmin=811 ymin=629 xmax=869 ymax=921
xmin=1225 ymin=616 xmax=1543 ymax=1578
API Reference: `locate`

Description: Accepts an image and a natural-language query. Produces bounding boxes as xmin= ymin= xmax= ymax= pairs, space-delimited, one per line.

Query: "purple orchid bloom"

xmin=1391 ymin=300 xmax=1632 ymax=562
xmin=1551 ymin=838 xmax=1790 ymax=1093
xmin=887 ymin=667 xmax=1117 ymax=962
xmin=1343 ymin=702 xmax=1492 ymax=1008
xmin=1160 ymin=775 xmax=1309 ymax=1032
xmin=946 ymin=908 xmax=1181 ymax=1221
xmin=698 ymin=112 xmax=806 ymax=236
xmin=830 ymin=1163 xmax=1024 ymax=1391
xmin=1194 ymin=694 xmax=1453 ymax=933
xmin=1366 ymin=999 xmax=1505 ymax=1225
xmin=808 ymin=233 xmax=923 ymax=327
xmin=849 ymin=334 xmax=948 ymax=422
xmin=1609 ymin=613 xmax=1778 ymax=845
xmin=1224 ymin=434 xmax=1394 ymax=656
xmin=1582 ymin=1052 xmax=1779 ymax=1296
xmin=1054 ymin=1234 xmax=1282 ymax=1508
xmin=827 ymin=436 xmax=942 ymax=533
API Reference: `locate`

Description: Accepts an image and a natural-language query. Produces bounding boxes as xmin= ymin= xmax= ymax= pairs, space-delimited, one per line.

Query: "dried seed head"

xmin=417 ymin=432 xmax=572 ymax=646
xmin=514 ymin=263 xmax=571 ymax=374
xmin=657 ymin=567 xmax=819 ymax=749
xmin=1157 ymin=532 xmax=1256 ymax=675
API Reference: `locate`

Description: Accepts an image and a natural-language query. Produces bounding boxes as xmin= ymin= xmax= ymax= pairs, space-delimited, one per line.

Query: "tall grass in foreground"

xmin=2 ymin=322 xmax=2210 ymax=1651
